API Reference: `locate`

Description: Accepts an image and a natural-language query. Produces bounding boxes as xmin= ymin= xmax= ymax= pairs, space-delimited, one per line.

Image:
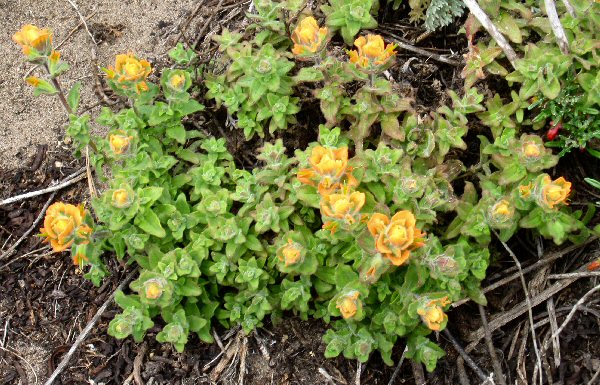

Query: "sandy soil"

xmin=0 ymin=0 xmax=196 ymax=171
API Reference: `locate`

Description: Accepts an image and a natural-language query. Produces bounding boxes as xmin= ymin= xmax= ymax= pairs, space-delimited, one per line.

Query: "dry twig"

xmin=386 ymin=346 xmax=407 ymax=385
xmin=0 ymin=168 xmax=85 ymax=206
xmin=495 ymin=233 xmax=543 ymax=383
xmin=453 ymin=237 xmax=597 ymax=307
xmin=379 ymin=30 xmax=461 ymax=66
xmin=133 ymin=342 xmax=148 ymax=385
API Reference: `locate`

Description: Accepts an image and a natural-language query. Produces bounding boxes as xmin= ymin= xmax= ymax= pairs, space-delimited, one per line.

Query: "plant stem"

xmin=44 ymin=63 xmax=73 ymax=115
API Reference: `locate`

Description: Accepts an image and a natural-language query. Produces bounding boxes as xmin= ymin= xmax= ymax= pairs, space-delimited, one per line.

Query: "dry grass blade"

xmin=386 ymin=346 xmax=407 ymax=385
xmin=494 ymin=233 xmax=543 ymax=384
xmin=546 ymin=298 xmax=561 ymax=368
xmin=543 ymin=282 xmax=600 ymax=352
xmin=443 ymin=329 xmax=488 ymax=382
xmin=0 ymin=346 xmax=38 ymax=385
xmin=544 ymin=0 xmax=570 ymax=54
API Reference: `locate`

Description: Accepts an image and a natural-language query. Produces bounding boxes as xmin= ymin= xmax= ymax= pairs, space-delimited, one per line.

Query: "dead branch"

xmin=386 ymin=346 xmax=407 ymax=385
xmin=462 ymin=0 xmax=518 ymax=68
xmin=544 ymin=0 xmax=570 ymax=54
xmin=133 ymin=342 xmax=148 ymax=385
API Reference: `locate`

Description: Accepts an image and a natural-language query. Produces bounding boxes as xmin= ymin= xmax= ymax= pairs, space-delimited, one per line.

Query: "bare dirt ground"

xmin=0 ymin=0 xmax=195 ymax=171
xmin=1 ymin=1 xmax=600 ymax=384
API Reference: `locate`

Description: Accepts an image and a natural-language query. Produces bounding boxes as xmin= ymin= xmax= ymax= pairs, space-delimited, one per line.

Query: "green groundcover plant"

xmin=13 ymin=0 xmax=599 ymax=371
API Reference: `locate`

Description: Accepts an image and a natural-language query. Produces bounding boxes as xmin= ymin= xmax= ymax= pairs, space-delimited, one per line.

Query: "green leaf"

xmin=67 ymin=82 xmax=81 ymax=113
xmin=174 ymin=99 xmax=205 ymax=116
xmin=293 ymin=67 xmax=325 ymax=83
xmin=135 ymin=209 xmax=166 ymax=238
xmin=167 ymin=123 xmax=187 ymax=144
xmin=335 ymin=265 xmax=358 ymax=289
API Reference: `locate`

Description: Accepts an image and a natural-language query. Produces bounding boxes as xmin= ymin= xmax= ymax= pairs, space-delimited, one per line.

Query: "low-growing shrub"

xmin=12 ymin=0 xmax=597 ymax=371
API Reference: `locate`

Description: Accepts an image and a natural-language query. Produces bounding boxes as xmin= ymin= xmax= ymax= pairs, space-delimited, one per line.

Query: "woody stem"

xmin=44 ymin=63 xmax=73 ymax=115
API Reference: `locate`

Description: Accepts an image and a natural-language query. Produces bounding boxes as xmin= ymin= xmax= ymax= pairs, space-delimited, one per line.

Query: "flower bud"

xmin=417 ymin=297 xmax=451 ymax=331
xmin=144 ymin=278 xmax=165 ymax=300
xmin=336 ymin=291 xmax=361 ymax=319
xmin=109 ymin=132 xmax=133 ymax=155
xmin=111 ymin=188 xmax=133 ymax=209
xmin=487 ymin=199 xmax=515 ymax=228
xmin=278 ymin=239 xmax=303 ymax=266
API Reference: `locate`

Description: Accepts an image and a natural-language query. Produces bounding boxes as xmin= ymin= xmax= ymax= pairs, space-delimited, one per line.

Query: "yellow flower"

xmin=336 ymin=291 xmax=361 ymax=319
xmin=367 ymin=211 xmax=425 ymax=266
xmin=40 ymin=202 xmax=86 ymax=252
xmin=539 ymin=175 xmax=571 ymax=209
xmin=109 ymin=132 xmax=133 ymax=155
xmin=49 ymin=50 xmax=60 ymax=62
xmin=112 ymin=189 xmax=133 ymax=209
xmin=417 ymin=297 xmax=451 ymax=331
xmin=348 ymin=35 xmax=396 ymax=70
xmin=144 ymin=278 xmax=164 ymax=300
xmin=169 ymin=73 xmax=186 ymax=90
xmin=13 ymin=25 xmax=52 ymax=54
xmin=487 ymin=199 xmax=515 ymax=228
xmin=278 ymin=239 xmax=303 ymax=266
xmin=320 ymin=188 xmax=365 ymax=225
xmin=291 ymin=16 xmax=328 ymax=56
xmin=106 ymin=53 xmax=152 ymax=83
xmin=522 ymin=141 xmax=541 ymax=159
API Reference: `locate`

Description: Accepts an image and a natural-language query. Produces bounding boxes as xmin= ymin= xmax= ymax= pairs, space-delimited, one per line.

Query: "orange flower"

xmin=40 ymin=202 xmax=86 ymax=252
xmin=109 ymin=132 xmax=133 ymax=155
xmin=367 ymin=211 xmax=425 ymax=266
xmin=320 ymin=187 xmax=365 ymax=225
xmin=291 ymin=17 xmax=328 ymax=56
xmin=348 ymin=35 xmax=396 ymax=70
xmin=538 ymin=175 xmax=571 ymax=209
xmin=106 ymin=53 xmax=152 ymax=83
xmin=25 ymin=76 xmax=41 ymax=87
xmin=278 ymin=239 xmax=303 ymax=266
xmin=13 ymin=25 xmax=52 ymax=54
xmin=417 ymin=297 xmax=451 ymax=331
xmin=298 ymin=146 xmax=355 ymax=195
xmin=336 ymin=291 xmax=361 ymax=319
